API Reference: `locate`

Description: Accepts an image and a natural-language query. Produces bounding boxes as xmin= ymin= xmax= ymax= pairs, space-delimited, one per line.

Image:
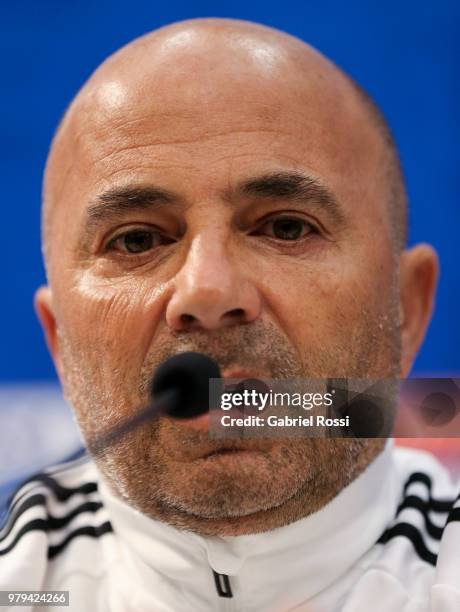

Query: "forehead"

xmin=45 ymin=34 xmax=388 ymax=243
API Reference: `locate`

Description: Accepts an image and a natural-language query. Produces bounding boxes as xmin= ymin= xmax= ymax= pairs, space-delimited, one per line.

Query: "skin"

xmin=35 ymin=19 xmax=438 ymax=536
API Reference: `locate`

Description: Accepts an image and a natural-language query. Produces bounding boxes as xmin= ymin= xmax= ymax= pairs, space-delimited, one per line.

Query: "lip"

xmin=221 ymin=369 xmax=265 ymax=380
xmin=201 ymin=448 xmax=260 ymax=459
xmin=177 ymin=411 xmax=211 ymax=430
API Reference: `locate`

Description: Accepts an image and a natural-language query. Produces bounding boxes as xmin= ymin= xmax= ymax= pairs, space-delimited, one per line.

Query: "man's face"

xmin=39 ymin=26 xmax=403 ymax=534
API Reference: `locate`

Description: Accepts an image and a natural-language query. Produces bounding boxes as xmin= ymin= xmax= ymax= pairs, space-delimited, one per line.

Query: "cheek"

xmin=55 ymin=270 xmax=170 ymax=370
xmin=258 ymin=247 xmax=395 ymax=355
xmin=257 ymin=254 xmax=346 ymax=348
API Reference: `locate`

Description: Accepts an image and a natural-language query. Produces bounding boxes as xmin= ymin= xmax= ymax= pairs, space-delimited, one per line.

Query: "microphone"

xmin=88 ymin=351 xmax=221 ymax=456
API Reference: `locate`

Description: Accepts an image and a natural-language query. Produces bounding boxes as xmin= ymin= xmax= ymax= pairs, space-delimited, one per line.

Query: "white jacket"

xmin=0 ymin=442 xmax=459 ymax=612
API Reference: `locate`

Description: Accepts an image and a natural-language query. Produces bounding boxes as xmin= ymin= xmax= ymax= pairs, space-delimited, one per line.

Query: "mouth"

xmin=178 ymin=411 xmax=212 ymax=429
xmin=221 ymin=368 xmax=266 ymax=380
xmin=199 ymin=448 xmax=263 ymax=462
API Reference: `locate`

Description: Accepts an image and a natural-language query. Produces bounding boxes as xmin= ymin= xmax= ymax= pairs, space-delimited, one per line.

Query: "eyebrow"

xmin=85 ymin=185 xmax=178 ymax=228
xmin=236 ymin=171 xmax=345 ymax=224
xmin=82 ymin=170 xmax=344 ymax=239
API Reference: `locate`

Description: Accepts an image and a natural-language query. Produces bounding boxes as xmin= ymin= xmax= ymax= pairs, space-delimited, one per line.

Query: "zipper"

xmin=213 ymin=570 xmax=237 ymax=611
xmin=213 ymin=570 xmax=233 ymax=598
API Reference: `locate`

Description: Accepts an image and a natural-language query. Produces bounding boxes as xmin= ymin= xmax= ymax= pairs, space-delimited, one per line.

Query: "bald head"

xmin=42 ymin=18 xmax=407 ymax=270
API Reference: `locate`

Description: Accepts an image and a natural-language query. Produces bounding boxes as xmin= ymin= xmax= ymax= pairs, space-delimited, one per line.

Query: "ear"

xmin=34 ymin=286 xmax=63 ymax=379
xmin=399 ymin=244 xmax=439 ymax=377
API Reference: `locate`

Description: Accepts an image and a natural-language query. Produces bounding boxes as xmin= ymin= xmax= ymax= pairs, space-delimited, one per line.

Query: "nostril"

xmin=226 ymin=308 xmax=245 ymax=320
xmin=180 ymin=313 xmax=197 ymax=325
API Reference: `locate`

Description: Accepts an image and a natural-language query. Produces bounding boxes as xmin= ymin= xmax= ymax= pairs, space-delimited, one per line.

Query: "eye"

xmin=254 ymin=216 xmax=316 ymax=241
xmin=107 ymin=229 xmax=174 ymax=254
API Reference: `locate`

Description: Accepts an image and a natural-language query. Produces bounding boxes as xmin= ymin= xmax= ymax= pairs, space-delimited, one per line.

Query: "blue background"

xmin=2 ymin=0 xmax=459 ymax=381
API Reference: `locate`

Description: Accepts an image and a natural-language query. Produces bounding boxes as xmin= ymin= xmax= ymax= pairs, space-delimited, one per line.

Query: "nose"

xmin=166 ymin=235 xmax=262 ymax=332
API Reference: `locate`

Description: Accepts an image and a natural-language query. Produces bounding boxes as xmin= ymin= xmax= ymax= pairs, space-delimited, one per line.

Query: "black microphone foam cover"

xmin=151 ymin=351 xmax=221 ymax=419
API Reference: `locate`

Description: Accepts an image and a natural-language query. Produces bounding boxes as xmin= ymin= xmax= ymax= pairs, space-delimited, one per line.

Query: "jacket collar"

xmin=97 ymin=441 xmax=398 ymax=607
